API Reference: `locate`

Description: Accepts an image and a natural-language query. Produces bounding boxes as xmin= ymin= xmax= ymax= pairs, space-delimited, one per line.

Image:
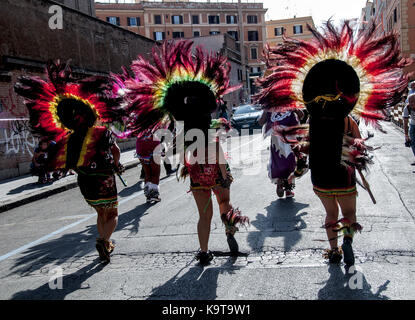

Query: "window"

xmin=227 ymin=31 xmax=238 ymax=41
xmin=393 ymin=8 xmax=397 ymax=23
xmin=237 ymin=69 xmax=242 ymax=81
xmin=247 ymin=30 xmax=259 ymax=41
xmin=251 ymin=47 xmax=258 ymax=60
xmin=153 ymin=31 xmax=165 ymax=41
xmin=193 ymin=31 xmax=200 ymax=37
xmin=192 ymin=15 xmax=199 ymax=24
xmin=293 ymin=25 xmax=303 ymax=34
xmin=274 ymin=27 xmax=284 ymax=36
xmin=127 ymin=17 xmax=140 ymax=26
xmin=251 ymin=66 xmax=260 ymax=73
xmin=247 ymin=15 xmax=258 ymax=24
xmin=107 ymin=17 xmax=120 ymax=26
xmin=154 ymin=15 xmax=162 ymax=24
xmin=172 ymin=15 xmax=183 ymax=25
xmin=208 ymin=15 xmax=220 ymax=24
xmin=210 ymin=31 xmax=220 ymax=35
xmin=172 ymin=31 xmax=185 ymax=39
xmin=226 ymin=15 xmax=237 ymax=24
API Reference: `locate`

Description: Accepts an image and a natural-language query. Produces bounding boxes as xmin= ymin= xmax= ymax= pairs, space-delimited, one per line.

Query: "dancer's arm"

xmin=111 ymin=142 xmax=121 ymax=168
xmin=349 ymin=116 xmax=362 ymax=139
xmin=216 ymin=142 xmax=228 ymax=180
xmin=258 ymin=110 xmax=268 ymax=126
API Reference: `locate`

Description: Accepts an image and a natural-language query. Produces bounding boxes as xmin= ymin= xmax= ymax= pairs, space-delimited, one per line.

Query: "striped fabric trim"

xmin=190 ymin=183 xmax=221 ymax=192
xmin=313 ymin=185 xmax=357 ymax=198
xmin=85 ymin=197 xmax=118 ymax=208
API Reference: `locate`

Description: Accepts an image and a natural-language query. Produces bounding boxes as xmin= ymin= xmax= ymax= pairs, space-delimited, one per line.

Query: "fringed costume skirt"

xmin=77 ymin=170 xmax=118 ymax=208
xmin=188 ymin=163 xmax=231 ymax=192
xmin=311 ymin=165 xmax=357 ymax=199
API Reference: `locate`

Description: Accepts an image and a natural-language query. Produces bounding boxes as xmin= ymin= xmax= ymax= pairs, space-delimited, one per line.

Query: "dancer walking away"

xmin=255 ymin=21 xmax=410 ymax=268
xmin=259 ymin=109 xmax=305 ymax=198
xmin=15 ymin=61 xmax=125 ymax=263
xmin=115 ymin=40 xmax=249 ymax=265
xmin=136 ymin=131 xmax=162 ymax=203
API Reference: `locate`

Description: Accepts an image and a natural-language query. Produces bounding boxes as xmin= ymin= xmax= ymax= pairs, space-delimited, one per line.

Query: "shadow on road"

xmin=247 ymin=198 xmax=309 ymax=252
xmin=147 ymin=257 xmax=241 ymax=300
xmin=11 ymin=260 xmax=106 ymax=300
xmin=8 ymin=202 xmax=153 ymax=277
xmin=7 ymin=181 xmax=53 ymax=195
xmin=317 ymin=265 xmax=390 ymax=300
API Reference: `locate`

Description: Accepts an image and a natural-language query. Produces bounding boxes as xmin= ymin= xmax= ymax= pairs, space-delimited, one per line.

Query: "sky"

xmin=96 ymin=0 xmax=369 ymax=27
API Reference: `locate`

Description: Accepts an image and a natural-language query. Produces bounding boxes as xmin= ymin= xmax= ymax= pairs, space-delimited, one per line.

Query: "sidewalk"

xmin=0 ymin=149 xmax=140 ymax=213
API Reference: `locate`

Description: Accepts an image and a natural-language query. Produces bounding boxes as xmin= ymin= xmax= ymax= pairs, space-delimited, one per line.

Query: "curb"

xmin=0 ymin=159 xmax=140 ymax=214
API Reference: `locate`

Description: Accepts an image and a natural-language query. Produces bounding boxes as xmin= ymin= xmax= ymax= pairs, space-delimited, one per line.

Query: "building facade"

xmin=95 ymin=0 xmax=267 ymax=94
xmin=359 ymin=0 xmax=415 ymax=78
xmin=266 ymin=16 xmax=315 ymax=47
xmin=190 ymin=33 xmax=249 ymax=108
xmin=52 ymin=0 xmax=96 ymax=16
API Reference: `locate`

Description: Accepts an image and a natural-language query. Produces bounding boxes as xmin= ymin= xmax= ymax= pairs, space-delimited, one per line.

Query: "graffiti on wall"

xmin=0 ymin=87 xmax=37 ymax=157
xmin=1 ymin=120 xmax=37 ymax=157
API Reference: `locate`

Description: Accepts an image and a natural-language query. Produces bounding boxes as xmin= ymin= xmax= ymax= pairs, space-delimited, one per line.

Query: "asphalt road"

xmin=0 ymin=123 xmax=414 ymax=300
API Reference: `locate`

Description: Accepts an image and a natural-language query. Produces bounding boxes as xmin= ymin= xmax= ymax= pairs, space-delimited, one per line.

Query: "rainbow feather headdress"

xmin=255 ymin=21 xmax=411 ymax=127
xmin=116 ymin=40 xmax=240 ymax=136
xmin=14 ymin=60 xmax=123 ymax=140
xmin=14 ymin=61 xmax=124 ymax=169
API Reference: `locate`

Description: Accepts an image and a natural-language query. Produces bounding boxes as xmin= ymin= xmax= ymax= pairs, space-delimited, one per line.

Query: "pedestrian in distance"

xmin=136 ymin=131 xmax=162 ymax=203
xmin=31 ymin=138 xmax=53 ymax=184
xmin=404 ymin=93 xmax=415 ymax=165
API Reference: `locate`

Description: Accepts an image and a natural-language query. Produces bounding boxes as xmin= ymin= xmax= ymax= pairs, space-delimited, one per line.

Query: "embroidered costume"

xmin=255 ymin=21 xmax=410 ymax=266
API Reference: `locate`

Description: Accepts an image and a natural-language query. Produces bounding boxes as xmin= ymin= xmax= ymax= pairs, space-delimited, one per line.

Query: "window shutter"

xmin=106 ymin=17 xmax=110 ymax=22
xmin=116 ymin=17 xmax=120 ymax=26
xmin=180 ymin=15 xmax=183 ymax=24
xmin=127 ymin=17 xmax=130 ymax=26
xmin=137 ymin=17 xmax=140 ymax=26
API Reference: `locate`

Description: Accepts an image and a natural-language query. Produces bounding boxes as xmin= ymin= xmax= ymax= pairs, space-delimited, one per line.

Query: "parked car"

xmin=230 ymin=104 xmax=263 ymax=132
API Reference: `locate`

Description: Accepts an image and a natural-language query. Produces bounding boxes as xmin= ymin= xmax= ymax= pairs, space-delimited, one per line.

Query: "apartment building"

xmin=265 ymin=16 xmax=315 ymax=47
xmin=95 ymin=0 xmax=268 ymax=92
xmin=359 ymin=0 xmax=415 ymax=78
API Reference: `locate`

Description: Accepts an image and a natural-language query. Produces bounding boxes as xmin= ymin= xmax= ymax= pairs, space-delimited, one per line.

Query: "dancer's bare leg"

xmin=192 ymin=190 xmax=213 ymax=252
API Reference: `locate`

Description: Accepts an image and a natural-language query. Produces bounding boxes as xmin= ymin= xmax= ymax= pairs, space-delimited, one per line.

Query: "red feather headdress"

xmin=14 ymin=60 xmax=123 ymax=140
xmin=115 ymin=40 xmax=241 ymax=137
xmin=255 ymin=21 xmax=411 ymax=128
xmin=14 ymin=60 xmax=124 ymax=170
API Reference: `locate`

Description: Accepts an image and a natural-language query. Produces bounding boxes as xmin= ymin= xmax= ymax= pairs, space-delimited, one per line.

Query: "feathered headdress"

xmin=255 ymin=21 xmax=411 ymax=128
xmin=14 ymin=60 xmax=124 ymax=169
xmin=14 ymin=60 xmax=123 ymax=140
xmin=116 ymin=40 xmax=240 ymax=137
